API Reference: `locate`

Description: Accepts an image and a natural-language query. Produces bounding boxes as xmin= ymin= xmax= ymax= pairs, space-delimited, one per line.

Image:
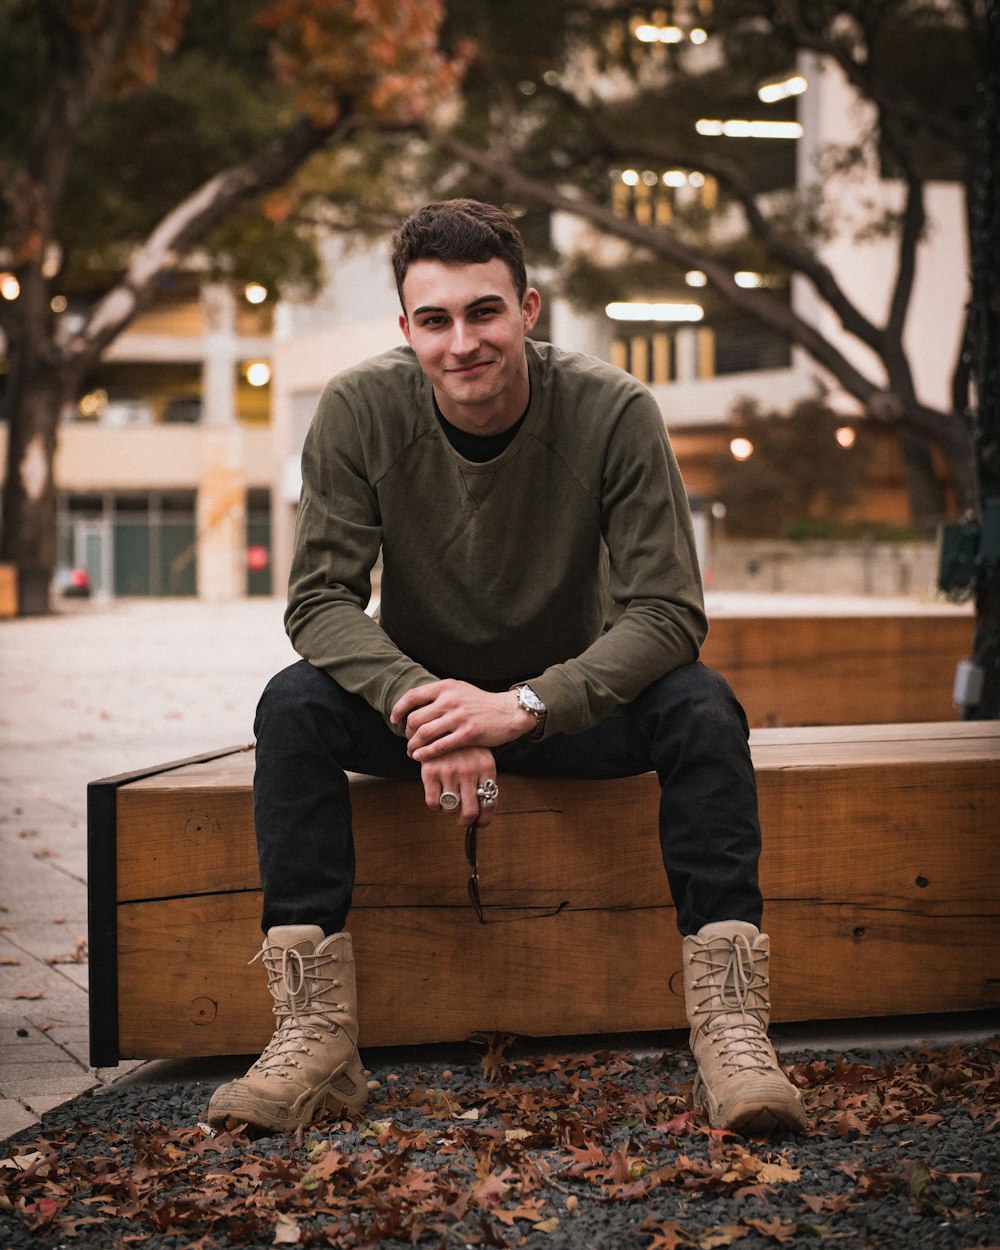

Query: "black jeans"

xmin=253 ymin=660 xmax=763 ymax=938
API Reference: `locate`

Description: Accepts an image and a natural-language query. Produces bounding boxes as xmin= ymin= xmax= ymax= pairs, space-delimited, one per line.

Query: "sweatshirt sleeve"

xmin=527 ymin=391 xmax=707 ymax=736
xmin=284 ymin=382 xmax=437 ymax=729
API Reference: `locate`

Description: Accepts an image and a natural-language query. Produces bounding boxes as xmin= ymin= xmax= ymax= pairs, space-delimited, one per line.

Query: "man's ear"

xmin=399 ymin=312 xmax=413 ymax=345
xmin=522 ymin=288 xmax=542 ymax=332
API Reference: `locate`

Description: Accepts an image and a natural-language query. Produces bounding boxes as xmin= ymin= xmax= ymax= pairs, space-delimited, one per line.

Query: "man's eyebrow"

xmin=412 ymin=293 xmax=507 ymax=317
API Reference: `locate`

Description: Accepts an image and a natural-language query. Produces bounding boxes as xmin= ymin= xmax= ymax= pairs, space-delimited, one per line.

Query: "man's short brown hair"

xmin=391 ymin=199 xmax=528 ymax=308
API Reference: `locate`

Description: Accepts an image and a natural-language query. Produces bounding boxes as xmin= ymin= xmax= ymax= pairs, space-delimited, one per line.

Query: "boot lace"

xmin=691 ymin=934 xmax=773 ymax=1075
xmin=250 ymin=943 xmax=347 ymax=1077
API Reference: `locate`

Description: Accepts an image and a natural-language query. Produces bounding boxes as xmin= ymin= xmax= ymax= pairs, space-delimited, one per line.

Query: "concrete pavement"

xmin=0 ymin=591 xmax=991 ymax=1144
xmin=0 ymin=596 xmax=297 ymax=1140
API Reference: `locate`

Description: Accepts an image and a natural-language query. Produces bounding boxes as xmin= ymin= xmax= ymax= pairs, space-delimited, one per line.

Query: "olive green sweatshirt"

xmin=285 ymin=339 xmax=707 ymax=737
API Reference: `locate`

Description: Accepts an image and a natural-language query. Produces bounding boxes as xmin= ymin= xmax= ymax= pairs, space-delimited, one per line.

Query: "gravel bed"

xmin=1 ymin=1036 xmax=998 ymax=1249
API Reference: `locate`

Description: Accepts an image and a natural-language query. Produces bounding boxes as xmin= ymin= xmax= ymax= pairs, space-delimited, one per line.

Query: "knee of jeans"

xmin=255 ymin=660 xmax=344 ymax=733
xmin=646 ymin=663 xmax=748 ymax=732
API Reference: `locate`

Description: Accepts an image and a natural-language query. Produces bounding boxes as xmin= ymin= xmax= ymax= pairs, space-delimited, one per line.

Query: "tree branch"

xmin=433 ymin=127 xmax=968 ymax=454
xmin=605 ymin=131 xmax=886 ymax=355
xmin=29 ymin=0 xmax=147 ymax=210
xmin=769 ymin=1 xmax=973 ymax=155
xmin=64 ymin=109 xmax=357 ymax=367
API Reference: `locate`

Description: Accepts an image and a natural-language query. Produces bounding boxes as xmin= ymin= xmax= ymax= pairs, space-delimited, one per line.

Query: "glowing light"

xmin=696 ymin=119 xmax=803 ymax=139
xmin=688 ymin=171 xmax=706 ymax=187
xmin=246 ymin=362 xmax=271 ymax=387
xmin=620 ymin=169 xmax=640 ymax=186
xmin=50 ymin=295 xmax=68 ymax=313
xmin=634 ymin=23 xmax=684 ymax=43
xmin=689 ymin=27 xmax=708 ymax=44
xmin=758 ymin=75 xmax=808 ymax=104
xmin=730 ymin=437 xmax=754 ymax=461
xmin=662 ymin=170 xmax=687 ymax=187
xmin=78 ymin=389 xmax=108 ymax=418
xmin=606 ymin=302 xmax=704 ymax=322
xmin=734 ymin=271 xmax=764 ymax=288
xmin=836 ymin=426 xmax=857 ymax=449
xmin=0 ymin=273 xmax=20 ymax=300
xmin=685 ymin=270 xmax=708 ymax=287
xmin=244 ymin=283 xmax=268 ymax=305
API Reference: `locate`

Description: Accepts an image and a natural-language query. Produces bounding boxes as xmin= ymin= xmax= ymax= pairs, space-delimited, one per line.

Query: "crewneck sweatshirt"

xmin=285 ymin=339 xmax=707 ymax=737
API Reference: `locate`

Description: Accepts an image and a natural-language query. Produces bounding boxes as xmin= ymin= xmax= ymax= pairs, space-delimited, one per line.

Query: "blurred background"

xmin=0 ymin=0 xmax=995 ymax=622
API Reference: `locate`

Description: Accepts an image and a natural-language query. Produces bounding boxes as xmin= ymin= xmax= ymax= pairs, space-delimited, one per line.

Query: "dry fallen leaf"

xmin=272 ymin=1212 xmax=301 ymax=1244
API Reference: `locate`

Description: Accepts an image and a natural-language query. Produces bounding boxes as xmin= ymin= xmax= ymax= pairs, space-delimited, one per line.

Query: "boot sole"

xmin=207 ymin=1058 xmax=368 ymax=1135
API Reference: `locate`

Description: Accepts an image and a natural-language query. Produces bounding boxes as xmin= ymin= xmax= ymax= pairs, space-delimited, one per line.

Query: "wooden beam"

xmin=100 ymin=723 xmax=1000 ymax=1061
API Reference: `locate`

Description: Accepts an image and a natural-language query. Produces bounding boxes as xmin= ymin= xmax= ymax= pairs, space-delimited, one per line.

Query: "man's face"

xmin=399 ymin=257 xmax=541 ymax=434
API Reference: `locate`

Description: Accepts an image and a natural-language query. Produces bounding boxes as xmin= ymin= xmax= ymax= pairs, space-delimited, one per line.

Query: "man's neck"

xmin=434 ymin=368 xmax=531 ymax=437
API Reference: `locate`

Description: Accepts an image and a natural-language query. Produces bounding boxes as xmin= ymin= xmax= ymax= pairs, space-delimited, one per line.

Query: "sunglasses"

xmin=465 ymin=821 xmax=569 ymax=924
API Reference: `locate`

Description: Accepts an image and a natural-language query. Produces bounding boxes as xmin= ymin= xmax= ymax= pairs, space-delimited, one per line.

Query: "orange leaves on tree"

xmin=64 ymin=0 xmax=191 ymax=96
xmin=256 ymin=0 xmax=473 ymax=127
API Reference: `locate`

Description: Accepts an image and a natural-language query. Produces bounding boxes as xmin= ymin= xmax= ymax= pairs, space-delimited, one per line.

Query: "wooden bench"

xmin=700 ymin=610 xmax=972 ymax=726
xmin=87 ymin=722 xmax=1000 ymax=1067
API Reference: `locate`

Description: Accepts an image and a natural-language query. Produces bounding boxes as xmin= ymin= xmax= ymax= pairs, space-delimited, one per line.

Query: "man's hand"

xmin=391 ymin=679 xmax=534 ymax=761
xmin=420 ymin=746 xmax=498 ymax=827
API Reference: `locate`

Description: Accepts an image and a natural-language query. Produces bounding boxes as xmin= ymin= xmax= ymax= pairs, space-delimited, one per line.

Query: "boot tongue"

xmin=698 ymin=920 xmax=759 ymax=943
xmin=267 ymin=924 xmax=325 ymax=950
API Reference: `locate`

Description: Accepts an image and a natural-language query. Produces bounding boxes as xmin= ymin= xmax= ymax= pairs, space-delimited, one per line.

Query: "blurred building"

xmin=1 ymin=44 xmax=967 ymax=601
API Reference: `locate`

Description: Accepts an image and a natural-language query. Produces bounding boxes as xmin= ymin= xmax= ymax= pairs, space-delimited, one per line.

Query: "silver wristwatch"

xmin=515 ymin=683 xmax=547 ymax=738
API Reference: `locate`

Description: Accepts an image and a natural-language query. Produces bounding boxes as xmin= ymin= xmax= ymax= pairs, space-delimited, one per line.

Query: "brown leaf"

xmin=644 ymin=1221 xmax=694 ymax=1249
xmin=493 ymin=1198 xmax=546 ymax=1225
xmin=699 ymin=1228 xmax=745 ymax=1249
xmin=743 ymin=1216 xmax=799 ymax=1242
xmin=272 ymin=1211 xmax=301 ymax=1244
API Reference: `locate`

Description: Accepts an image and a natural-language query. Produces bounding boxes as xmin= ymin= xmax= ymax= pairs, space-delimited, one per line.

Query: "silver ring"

xmin=439 ymin=791 xmax=460 ymax=812
xmin=476 ymin=779 xmax=499 ymax=808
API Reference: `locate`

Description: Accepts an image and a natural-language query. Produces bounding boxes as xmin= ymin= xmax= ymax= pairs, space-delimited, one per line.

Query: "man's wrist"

xmin=513 ymin=683 xmax=547 ymax=739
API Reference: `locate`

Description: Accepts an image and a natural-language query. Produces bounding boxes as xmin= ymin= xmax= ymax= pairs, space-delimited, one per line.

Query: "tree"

xmin=424 ymin=0 xmax=982 ymax=531
xmin=963 ymin=0 xmax=1000 ymax=717
xmin=0 ymin=0 xmax=464 ymax=615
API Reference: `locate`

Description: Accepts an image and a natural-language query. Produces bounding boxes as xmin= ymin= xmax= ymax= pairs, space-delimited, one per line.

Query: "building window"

xmin=712 ymin=321 xmax=791 ymax=375
xmin=58 ymin=492 xmax=197 ymax=597
xmin=611 ymin=169 xmax=718 ymax=225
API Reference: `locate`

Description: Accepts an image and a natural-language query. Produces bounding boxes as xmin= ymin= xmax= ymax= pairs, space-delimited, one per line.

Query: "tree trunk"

xmin=964 ymin=0 xmax=1000 ymax=719
xmin=0 ymin=342 xmax=75 ymax=616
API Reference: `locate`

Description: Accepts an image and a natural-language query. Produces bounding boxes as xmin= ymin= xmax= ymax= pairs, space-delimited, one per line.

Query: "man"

xmin=207 ymin=199 xmax=806 ymax=1137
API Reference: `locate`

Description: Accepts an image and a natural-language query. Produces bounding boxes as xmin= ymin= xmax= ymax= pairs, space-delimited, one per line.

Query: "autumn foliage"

xmin=2 ymin=1036 xmax=998 ymax=1247
xmin=258 ymin=0 xmax=473 ymax=125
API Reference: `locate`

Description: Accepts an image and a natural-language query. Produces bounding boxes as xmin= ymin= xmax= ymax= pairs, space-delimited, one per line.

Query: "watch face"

xmin=520 ymin=685 xmax=545 ymax=714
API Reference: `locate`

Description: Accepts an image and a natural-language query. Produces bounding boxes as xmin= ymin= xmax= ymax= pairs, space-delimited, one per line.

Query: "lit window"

xmin=606 ymin=301 xmax=704 ymax=322
xmin=696 ymin=119 xmax=803 ymax=139
xmin=758 ymin=75 xmax=808 ymax=104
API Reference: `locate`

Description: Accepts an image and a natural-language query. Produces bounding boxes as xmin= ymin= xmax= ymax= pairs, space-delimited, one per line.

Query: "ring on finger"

xmin=476 ymin=779 xmax=499 ymax=809
xmin=440 ymin=791 xmax=460 ymax=812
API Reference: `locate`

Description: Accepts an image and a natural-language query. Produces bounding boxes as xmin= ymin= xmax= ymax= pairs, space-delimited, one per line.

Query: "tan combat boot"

xmin=683 ymin=920 xmax=806 ymax=1135
xmin=207 ymin=925 xmax=368 ymax=1133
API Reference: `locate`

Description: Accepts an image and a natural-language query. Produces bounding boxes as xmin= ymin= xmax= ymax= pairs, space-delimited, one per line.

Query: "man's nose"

xmin=449 ymin=319 xmax=479 ymax=356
